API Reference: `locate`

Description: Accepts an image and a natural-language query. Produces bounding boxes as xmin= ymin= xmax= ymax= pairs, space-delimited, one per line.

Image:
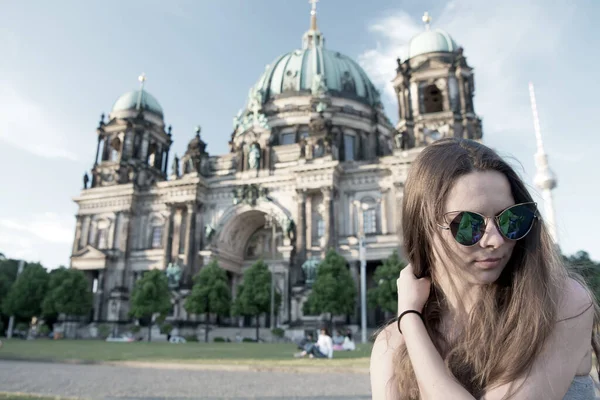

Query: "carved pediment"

xmin=71 ymin=245 xmax=108 ymax=270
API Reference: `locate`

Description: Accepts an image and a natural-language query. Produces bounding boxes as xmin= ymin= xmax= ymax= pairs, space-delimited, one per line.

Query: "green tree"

xmin=0 ymin=258 xmax=20 ymax=316
xmin=2 ymin=263 xmax=48 ymax=321
xmin=129 ymin=269 xmax=172 ymax=341
xmin=367 ymin=251 xmax=406 ymax=316
xmin=232 ymin=260 xmax=280 ymax=341
xmin=304 ymin=249 xmax=357 ymax=331
xmin=42 ymin=268 xmax=93 ymax=320
xmin=564 ymin=251 xmax=600 ymax=301
xmin=184 ymin=260 xmax=232 ymax=342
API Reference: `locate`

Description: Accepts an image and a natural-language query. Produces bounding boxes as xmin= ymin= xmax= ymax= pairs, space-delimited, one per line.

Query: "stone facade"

xmin=70 ymin=14 xmax=482 ymax=331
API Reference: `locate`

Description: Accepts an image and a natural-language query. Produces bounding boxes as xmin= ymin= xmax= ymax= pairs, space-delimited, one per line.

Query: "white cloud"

xmin=0 ymin=82 xmax=79 ymax=160
xmin=0 ymin=213 xmax=74 ymax=268
xmin=0 ymin=212 xmax=74 ymax=245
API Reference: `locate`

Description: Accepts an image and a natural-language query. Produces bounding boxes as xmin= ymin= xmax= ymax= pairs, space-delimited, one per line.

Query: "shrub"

xmin=159 ymin=323 xmax=173 ymax=335
xmin=39 ymin=324 xmax=51 ymax=336
xmin=242 ymin=337 xmax=256 ymax=343
xmin=271 ymin=327 xmax=285 ymax=339
xmin=97 ymin=324 xmax=111 ymax=339
xmin=184 ymin=334 xmax=198 ymax=342
xmin=213 ymin=336 xmax=225 ymax=342
xmin=15 ymin=322 xmax=29 ymax=332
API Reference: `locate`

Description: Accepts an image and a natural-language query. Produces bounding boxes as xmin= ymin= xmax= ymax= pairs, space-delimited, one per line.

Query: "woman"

xmin=295 ymin=328 xmax=333 ymax=359
xmin=370 ymin=138 xmax=599 ymax=399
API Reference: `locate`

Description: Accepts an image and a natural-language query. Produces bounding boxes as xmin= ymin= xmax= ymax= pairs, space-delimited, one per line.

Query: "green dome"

xmin=111 ymin=90 xmax=164 ymax=117
xmin=408 ymin=29 xmax=458 ymax=59
xmin=251 ymin=44 xmax=381 ymax=107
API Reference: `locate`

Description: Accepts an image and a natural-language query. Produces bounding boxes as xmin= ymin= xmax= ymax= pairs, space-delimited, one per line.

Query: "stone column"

xmin=112 ymin=212 xmax=122 ymax=250
xmin=93 ymin=270 xmax=105 ymax=321
xmin=79 ymin=216 xmax=91 ymax=248
xmin=456 ymin=69 xmax=466 ymax=114
xmin=321 ymin=187 xmax=332 ymax=250
xmin=442 ymin=78 xmax=451 ymax=111
xmin=183 ymin=203 xmax=196 ymax=273
xmin=380 ymin=189 xmax=389 ymax=235
xmin=164 ymin=148 xmax=170 ymax=174
xmin=140 ymin=133 xmax=149 ymax=161
xmin=163 ymin=205 xmax=175 ymax=268
xmin=296 ymin=190 xmax=307 ymax=260
xmin=171 ymin=208 xmax=183 ymax=262
xmin=73 ymin=216 xmax=83 ymax=253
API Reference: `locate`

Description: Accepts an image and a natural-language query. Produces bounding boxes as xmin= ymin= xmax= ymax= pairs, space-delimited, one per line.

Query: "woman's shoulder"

xmin=370 ymin=321 xmax=405 ymax=372
xmin=370 ymin=321 xmax=404 ymax=400
xmin=557 ymin=277 xmax=594 ymax=322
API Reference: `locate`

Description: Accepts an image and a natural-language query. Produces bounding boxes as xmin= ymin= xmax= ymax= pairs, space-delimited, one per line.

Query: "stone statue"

xmin=301 ymin=258 xmax=319 ymax=287
xmin=285 ymin=218 xmax=296 ymax=241
xmin=171 ymin=154 xmax=180 ymax=177
xmin=165 ymin=259 xmax=183 ymax=289
xmin=83 ymin=172 xmax=89 ymax=189
xmin=299 ymin=137 xmax=307 ymax=158
xmin=248 ymin=143 xmax=261 ymax=171
xmin=205 ymin=224 xmax=216 ymax=242
xmin=311 ymin=74 xmax=328 ymax=97
xmin=395 ymin=130 xmax=408 ymax=150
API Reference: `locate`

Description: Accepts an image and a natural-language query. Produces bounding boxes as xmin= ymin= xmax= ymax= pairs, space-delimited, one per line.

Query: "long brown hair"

xmin=394 ymin=138 xmax=600 ymax=398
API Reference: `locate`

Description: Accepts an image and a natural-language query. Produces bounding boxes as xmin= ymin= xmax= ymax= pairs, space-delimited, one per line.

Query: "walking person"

xmin=370 ymin=138 xmax=598 ymax=399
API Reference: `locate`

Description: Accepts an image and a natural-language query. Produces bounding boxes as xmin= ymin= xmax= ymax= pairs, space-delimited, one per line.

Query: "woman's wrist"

xmin=399 ymin=312 xmax=423 ymax=333
xmin=397 ymin=309 xmax=424 ymax=334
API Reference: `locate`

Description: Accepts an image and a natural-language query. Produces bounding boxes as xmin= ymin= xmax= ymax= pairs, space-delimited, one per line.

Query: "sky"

xmin=0 ymin=0 xmax=598 ymax=269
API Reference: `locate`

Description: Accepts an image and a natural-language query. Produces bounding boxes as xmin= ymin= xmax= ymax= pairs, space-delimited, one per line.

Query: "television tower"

xmin=528 ymin=82 xmax=559 ymax=245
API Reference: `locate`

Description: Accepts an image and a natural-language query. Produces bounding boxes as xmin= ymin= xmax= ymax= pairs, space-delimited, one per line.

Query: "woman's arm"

xmin=400 ymin=313 xmax=475 ymax=400
xmin=399 ymin=277 xmax=594 ymax=400
xmin=370 ymin=324 xmax=404 ymax=400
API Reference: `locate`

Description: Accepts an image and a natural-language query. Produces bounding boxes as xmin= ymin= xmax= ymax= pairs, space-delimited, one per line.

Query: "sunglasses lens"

xmin=497 ymin=204 xmax=536 ymax=240
xmin=449 ymin=212 xmax=486 ymax=246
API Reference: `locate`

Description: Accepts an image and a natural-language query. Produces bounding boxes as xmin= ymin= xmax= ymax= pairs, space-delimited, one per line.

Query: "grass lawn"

xmin=0 ymin=339 xmax=372 ymax=369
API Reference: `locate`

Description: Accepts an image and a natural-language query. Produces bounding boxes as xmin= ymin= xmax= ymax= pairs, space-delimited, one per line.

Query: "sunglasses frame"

xmin=437 ymin=202 xmax=538 ymax=247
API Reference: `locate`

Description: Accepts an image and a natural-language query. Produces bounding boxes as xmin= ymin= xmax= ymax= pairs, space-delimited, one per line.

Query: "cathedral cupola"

xmin=392 ymin=12 xmax=482 ymax=149
xmin=180 ymin=126 xmax=210 ymax=177
xmin=88 ymin=74 xmax=172 ymax=189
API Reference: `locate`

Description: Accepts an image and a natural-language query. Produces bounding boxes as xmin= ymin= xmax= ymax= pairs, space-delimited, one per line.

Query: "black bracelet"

xmin=397 ymin=310 xmax=424 ymax=334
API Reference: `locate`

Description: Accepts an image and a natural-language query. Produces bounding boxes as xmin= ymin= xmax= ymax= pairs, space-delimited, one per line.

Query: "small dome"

xmin=408 ymin=29 xmax=458 ymax=59
xmin=111 ymin=90 xmax=164 ymax=117
xmin=251 ymin=46 xmax=381 ymax=107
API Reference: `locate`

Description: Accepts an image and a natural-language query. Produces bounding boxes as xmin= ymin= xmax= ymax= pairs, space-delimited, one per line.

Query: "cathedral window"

xmin=147 ymin=143 xmax=157 ymax=167
xmin=97 ymin=228 xmax=108 ymax=249
xmin=151 ymin=226 xmax=163 ymax=249
xmin=423 ymin=84 xmax=444 ymax=113
xmin=344 ymin=134 xmax=356 ymax=161
xmin=281 ymin=133 xmax=295 ymax=145
xmin=363 ymin=208 xmax=377 ymax=235
xmin=316 ymin=217 xmax=325 ymax=240
xmin=109 ymin=137 xmax=121 ymax=162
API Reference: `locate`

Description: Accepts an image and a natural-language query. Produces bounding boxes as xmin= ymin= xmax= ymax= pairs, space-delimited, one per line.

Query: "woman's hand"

xmin=397 ymin=264 xmax=431 ymax=314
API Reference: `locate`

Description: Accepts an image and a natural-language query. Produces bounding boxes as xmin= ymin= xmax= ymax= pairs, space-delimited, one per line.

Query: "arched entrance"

xmin=207 ymin=202 xmax=294 ymax=325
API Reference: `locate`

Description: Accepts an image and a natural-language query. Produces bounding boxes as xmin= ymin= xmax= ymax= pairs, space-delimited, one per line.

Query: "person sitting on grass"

xmin=294 ymin=328 xmax=333 ymax=359
xmin=334 ymin=330 xmax=356 ymax=351
xmin=296 ymin=332 xmax=314 ymax=351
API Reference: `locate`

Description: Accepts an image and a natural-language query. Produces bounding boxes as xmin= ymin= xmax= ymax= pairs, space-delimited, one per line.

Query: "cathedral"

xmin=70 ymin=7 xmax=482 ymax=332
